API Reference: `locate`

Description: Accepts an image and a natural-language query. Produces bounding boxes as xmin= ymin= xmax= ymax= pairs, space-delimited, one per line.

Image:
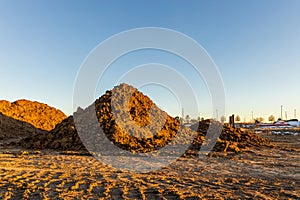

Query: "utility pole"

xmin=294 ymin=109 xmax=297 ymax=119
xmin=251 ymin=111 xmax=254 ymax=121
xmin=281 ymin=105 xmax=283 ymax=119
xmin=216 ymin=109 xmax=219 ymax=121
xmin=182 ymin=108 xmax=184 ymax=120
xmin=285 ymin=111 xmax=288 ymax=120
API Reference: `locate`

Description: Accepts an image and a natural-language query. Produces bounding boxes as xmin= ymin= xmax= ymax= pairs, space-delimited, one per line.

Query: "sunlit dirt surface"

xmin=0 ymin=134 xmax=299 ymax=199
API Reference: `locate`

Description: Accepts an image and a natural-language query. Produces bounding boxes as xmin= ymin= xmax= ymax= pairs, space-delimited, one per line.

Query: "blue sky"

xmin=0 ymin=0 xmax=300 ymax=121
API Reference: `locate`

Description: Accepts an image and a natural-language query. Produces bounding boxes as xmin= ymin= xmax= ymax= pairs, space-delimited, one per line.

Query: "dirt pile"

xmin=20 ymin=116 xmax=86 ymax=151
xmin=0 ymin=99 xmax=67 ymax=131
xmin=93 ymin=83 xmax=180 ymax=153
xmin=0 ymin=113 xmax=46 ymax=146
xmin=20 ymin=84 xmax=180 ymax=152
xmin=188 ymin=120 xmax=270 ymax=154
xmin=19 ymin=84 xmax=269 ymax=155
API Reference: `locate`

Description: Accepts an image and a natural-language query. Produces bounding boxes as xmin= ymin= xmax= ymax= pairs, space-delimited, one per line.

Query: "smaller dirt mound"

xmin=188 ymin=119 xmax=270 ymax=155
xmin=20 ymin=116 xmax=86 ymax=151
xmin=0 ymin=99 xmax=67 ymax=131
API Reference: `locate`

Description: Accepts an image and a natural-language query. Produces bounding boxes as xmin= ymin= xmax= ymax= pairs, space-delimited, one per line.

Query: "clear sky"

xmin=1 ymin=0 xmax=300 ymax=121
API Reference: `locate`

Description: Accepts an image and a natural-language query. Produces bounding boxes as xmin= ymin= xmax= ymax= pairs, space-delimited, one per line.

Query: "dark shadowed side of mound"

xmin=19 ymin=84 xmax=270 ymax=155
xmin=20 ymin=116 xmax=87 ymax=151
xmin=0 ymin=113 xmax=46 ymax=147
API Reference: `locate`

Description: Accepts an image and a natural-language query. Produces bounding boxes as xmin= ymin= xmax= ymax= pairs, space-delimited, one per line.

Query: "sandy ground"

xmin=0 ymin=134 xmax=299 ymax=199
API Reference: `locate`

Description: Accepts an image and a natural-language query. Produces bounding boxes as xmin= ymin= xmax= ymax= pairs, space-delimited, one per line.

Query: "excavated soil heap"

xmin=20 ymin=84 xmax=180 ymax=152
xmin=92 ymin=83 xmax=180 ymax=153
xmin=0 ymin=113 xmax=46 ymax=146
xmin=20 ymin=116 xmax=86 ymax=151
xmin=20 ymin=84 xmax=269 ymax=155
xmin=188 ymin=120 xmax=270 ymax=154
xmin=0 ymin=100 xmax=66 ymax=131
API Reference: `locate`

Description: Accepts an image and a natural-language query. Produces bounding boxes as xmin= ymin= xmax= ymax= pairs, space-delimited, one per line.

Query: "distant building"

xmin=273 ymin=119 xmax=300 ymax=127
xmin=285 ymin=119 xmax=300 ymax=127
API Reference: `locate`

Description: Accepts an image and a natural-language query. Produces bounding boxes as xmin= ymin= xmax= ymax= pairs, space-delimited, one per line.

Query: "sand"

xmin=0 ymin=134 xmax=299 ymax=199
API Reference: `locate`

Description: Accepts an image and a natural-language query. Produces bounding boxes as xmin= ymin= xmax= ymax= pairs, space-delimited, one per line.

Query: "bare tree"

xmin=254 ymin=117 xmax=264 ymax=123
xmin=178 ymin=117 xmax=184 ymax=124
xmin=185 ymin=115 xmax=190 ymax=123
xmin=268 ymin=115 xmax=275 ymax=122
xmin=235 ymin=115 xmax=241 ymax=123
xmin=220 ymin=116 xmax=226 ymax=123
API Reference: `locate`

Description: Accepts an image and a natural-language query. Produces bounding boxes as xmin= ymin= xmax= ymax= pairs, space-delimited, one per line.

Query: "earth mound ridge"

xmin=0 ymin=99 xmax=67 ymax=131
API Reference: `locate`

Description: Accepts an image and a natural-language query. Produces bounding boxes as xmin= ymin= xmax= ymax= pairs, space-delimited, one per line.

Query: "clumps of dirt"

xmin=20 ymin=116 xmax=86 ymax=151
xmin=79 ymin=83 xmax=181 ymax=153
xmin=188 ymin=119 xmax=270 ymax=155
xmin=0 ymin=99 xmax=67 ymax=131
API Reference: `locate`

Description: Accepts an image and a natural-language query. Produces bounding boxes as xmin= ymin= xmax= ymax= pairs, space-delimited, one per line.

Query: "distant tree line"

xmin=175 ymin=113 xmax=279 ymax=124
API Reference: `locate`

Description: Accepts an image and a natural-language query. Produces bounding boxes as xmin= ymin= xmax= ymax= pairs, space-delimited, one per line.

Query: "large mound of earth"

xmin=20 ymin=83 xmax=269 ymax=155
xmin=93 ymin=83 xmax=181 ymax=152
xmin=0 ymin=99 xmax=67 ymax=131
